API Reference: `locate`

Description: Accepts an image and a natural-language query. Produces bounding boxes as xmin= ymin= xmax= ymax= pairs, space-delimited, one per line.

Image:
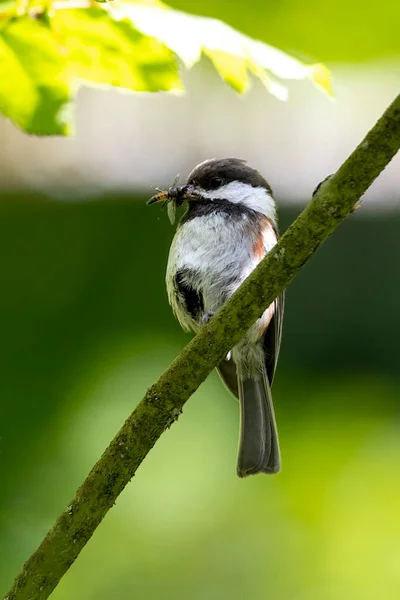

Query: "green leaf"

xmin=169 ymin=0 xmax=400 ymax=63
xmin=52 ymin=8 xmax=182 ymax=93
xmin=0 ymin=15 xmax=72 ymax=135
xmin=0 ymin=6 xmax=181 ymax=135
xmin=110 ymin=2 xmax=332 ymax=99
xmin=0 ymin=2 xmax=331 ymax=136
xmin=204 ymin=49 xmax=249 ymax=94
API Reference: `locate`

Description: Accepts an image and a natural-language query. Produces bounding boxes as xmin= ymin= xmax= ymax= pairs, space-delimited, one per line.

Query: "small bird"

xmin=148 ymin=158 xmax=284 ymax=477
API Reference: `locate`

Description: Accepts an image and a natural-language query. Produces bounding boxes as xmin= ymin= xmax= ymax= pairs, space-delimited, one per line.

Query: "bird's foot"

xmin=201 ymin=311 xmax=216 ymax=325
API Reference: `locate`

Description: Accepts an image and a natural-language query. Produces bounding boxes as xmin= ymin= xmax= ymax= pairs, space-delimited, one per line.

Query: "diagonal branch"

xmin=4 ymin=94 xmax=400 ymax=600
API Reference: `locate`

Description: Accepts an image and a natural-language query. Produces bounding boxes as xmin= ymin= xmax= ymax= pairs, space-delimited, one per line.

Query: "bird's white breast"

xmin=169 ymin=213 xmax=247 ymax=275
xmin=167 ymin=211 xmax=277 ymax=324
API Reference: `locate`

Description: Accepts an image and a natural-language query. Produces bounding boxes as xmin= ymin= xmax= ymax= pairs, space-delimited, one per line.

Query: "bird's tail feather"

xmin=237 ymin=368 xmax=281 ymax=477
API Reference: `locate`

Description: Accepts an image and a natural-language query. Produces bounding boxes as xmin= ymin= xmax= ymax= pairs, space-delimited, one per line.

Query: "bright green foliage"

xmin=109 ymin=2 xmax=332 ymax=99
xmin=0 ymin=0 xmax=331 ymax=136
xmin=0 ymin=15 xmax=71 ymax=134
xmin=52 ymin=8 xmax=182 ymax=93
xmin=169 ymin=0 xmax=400 ymax=63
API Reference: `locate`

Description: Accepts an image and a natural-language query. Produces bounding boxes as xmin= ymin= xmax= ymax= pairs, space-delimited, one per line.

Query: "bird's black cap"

xmin=187 ymin=158 xmax=273 ymax=195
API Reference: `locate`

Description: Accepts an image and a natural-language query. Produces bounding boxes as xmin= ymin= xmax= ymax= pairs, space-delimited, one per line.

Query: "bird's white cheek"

xmin=200 ymin=181 xmax=276 ymax=222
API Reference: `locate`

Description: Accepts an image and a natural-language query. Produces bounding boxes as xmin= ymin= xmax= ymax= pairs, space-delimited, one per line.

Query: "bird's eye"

xmin=209 ymin=176 xmax=223 ymax=189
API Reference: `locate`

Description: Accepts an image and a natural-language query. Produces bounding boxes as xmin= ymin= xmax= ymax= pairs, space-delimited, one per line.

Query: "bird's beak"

xmin=147 ymin=184 xmax=201 ymax=205
xmin=179 ymin=184 xmax=201 ymax=200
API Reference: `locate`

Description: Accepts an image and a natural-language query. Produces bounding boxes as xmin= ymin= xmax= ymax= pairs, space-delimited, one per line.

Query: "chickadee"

xmin=148 ymin=158 xmax=284 ymax=477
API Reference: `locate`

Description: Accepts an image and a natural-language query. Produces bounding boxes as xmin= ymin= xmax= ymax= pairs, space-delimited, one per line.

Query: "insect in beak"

xmin=146 ymin=184 xmax=201 ymax=205
xmin=147 ymin=176 xmax=201 ymax=225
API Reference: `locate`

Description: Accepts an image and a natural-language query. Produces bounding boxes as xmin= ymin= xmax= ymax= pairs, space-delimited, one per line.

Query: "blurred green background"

xmin=1 ymin=1 xmax=400 ymax=599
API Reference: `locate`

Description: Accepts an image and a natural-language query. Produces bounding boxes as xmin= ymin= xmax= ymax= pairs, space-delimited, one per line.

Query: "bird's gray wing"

xmin=216 ymin=292 xmax=284 ymax=397
xmin=263 ymin=291 xmax=285 ymax=385
xmin=217 ymin=357 xmax=239 ymax=399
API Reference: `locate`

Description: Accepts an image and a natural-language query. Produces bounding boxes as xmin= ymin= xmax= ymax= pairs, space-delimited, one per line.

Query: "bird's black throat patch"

xmin=174 ymin=269 xmax=204 ymax=320
xmin=180 ymin=198 xmax=260 ymax=225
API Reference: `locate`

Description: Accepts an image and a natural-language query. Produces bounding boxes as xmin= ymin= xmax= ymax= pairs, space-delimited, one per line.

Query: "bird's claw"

xmin=201 ymin=312 xmax=215 ymax=325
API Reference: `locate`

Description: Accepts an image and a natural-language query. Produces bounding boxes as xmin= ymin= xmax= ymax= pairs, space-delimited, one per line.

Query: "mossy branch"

xmin=4 ymin=94 xmax=400 ymax=600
